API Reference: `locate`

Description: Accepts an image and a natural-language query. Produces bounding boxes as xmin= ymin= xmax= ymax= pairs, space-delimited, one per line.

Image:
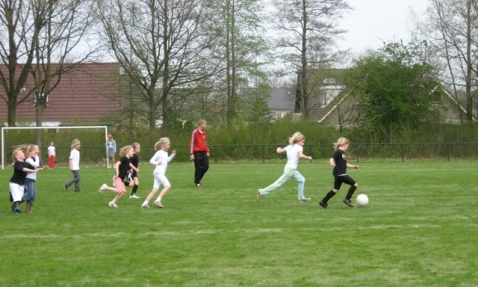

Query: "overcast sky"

xmin=338 ymin=0 xmax=429 ymax=53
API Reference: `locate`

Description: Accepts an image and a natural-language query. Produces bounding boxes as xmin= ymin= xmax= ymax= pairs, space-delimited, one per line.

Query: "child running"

xmin=318 ymin=137 xmax=359 ymax=209
xmin=24 ymin=144 xmax=44 ymax=213
xmin=9 ymin=146 xmax=41 ymax=214
xmin=99 ymin=145 xmax=137 ymax=208
xmin=256 ymin=131 xmax=313 ymax=203
xmin=129 ymin=142 xmax=141 ymax=199
xmin=141 ymin=137 xmax=176 ymax=209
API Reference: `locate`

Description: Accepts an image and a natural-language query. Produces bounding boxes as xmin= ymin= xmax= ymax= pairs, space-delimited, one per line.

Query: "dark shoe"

xmin=319 ymin=201 xmax=328 ymax=209
xmin=195 ymin=183 xmax=201 ymax=187
xmin=343 ymin=199 xmax=354 ymax=208
xmin=13 ymin=209 xmax=20 ymax=214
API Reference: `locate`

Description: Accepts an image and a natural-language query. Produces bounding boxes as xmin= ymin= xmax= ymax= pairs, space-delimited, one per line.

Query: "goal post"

xmin=1 ymin=125 xmax=109 ymax=169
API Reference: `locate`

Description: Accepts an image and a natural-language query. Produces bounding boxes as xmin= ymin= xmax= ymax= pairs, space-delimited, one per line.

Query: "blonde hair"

xmin=11 ymin=145 xmax=27 ymax=164
xmin=119 ymin=145 xmax=133 ymax=157
xmin=132 ymin=142 xmax=140 ymax=150
xmin=71 ymin=139 xmax=81 ymax=149
xmin=197 ymin=119 xmax=206 ymax=126
xmin=154 ymin=137 xmax=170 ymax=151
xmin=289 ymin=132 xmax=305 ymax=145
xmin=334 ymin=137 xmax=350 ymax=149
xmin=25 ymin=144 xmax=39 ymax=158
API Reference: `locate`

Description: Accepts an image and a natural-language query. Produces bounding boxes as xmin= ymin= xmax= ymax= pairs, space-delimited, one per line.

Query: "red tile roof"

xmin=0 ymin=63 xmax=121 ymax=124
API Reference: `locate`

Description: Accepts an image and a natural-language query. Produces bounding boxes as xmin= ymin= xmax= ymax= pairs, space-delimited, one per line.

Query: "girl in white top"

xmin=24 ymin=145 xmax=44 ymax=213
xmin=257 ymin=132 xmax=313 ymax=203
xmin=141 ymin=137 xmax=176 ymax=209
xmin=63 ymin=139 xmax=81 ymax=192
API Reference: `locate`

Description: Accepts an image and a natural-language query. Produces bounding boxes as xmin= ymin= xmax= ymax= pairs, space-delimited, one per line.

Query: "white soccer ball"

xmin=356 ymin=194 xmax=369 ymax=207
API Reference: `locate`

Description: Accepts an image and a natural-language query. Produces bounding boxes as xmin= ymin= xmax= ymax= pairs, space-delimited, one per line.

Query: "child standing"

xmin=99 ymin=145 xmax=136 ymax=207
xmin=24 ymin=145 xmax=44 ymax=213
xmin=129 ymin=142 xmax=141 ymax=199
xmin=9 ymin=147 xmax=40 ymax=214
xmin=63 ymin=139 xmax=81 ymax=192
xmin=47 ymin=141 xmax=56 ymax=169
xmin=141 ymin=138 xmax=176 ymax=208
xmin=318 ymin=137 xmax=359 ymax=209
xmin=105 ymin=134 xmax=117 ymax=168
xmin=256 ymin=132 xmax=313 ymax=203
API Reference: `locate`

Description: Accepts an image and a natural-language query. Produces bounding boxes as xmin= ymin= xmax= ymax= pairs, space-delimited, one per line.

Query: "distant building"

xmin=0 ymin=63 xmax=121 ymax=126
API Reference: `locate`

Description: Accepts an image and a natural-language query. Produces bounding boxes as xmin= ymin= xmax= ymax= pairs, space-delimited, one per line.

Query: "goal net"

xmin=1 ymin=126 xmax=109 ymax=169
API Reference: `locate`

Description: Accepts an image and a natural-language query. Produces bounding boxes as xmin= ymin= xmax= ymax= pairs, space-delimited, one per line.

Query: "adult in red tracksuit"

xmin=189 ymin=119 xmax=210 ymax=187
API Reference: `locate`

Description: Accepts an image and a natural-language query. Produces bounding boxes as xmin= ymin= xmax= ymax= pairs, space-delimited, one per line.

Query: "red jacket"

xmin=190 ymin=128 xmax=209 ymax=154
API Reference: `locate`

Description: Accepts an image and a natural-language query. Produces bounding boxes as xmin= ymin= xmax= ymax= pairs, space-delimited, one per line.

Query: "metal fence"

xmin=3 ymin=142 xmax=478 ymax=167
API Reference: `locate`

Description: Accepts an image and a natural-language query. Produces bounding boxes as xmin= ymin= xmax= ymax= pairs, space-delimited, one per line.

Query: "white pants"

xmin=9 ymin=182 xmax=25 ymax=202
xmin=153 ymin=173 xmax=171 ymax=189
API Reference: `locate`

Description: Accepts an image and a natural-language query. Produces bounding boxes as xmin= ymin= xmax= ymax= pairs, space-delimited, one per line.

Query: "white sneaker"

xmin=108 ymin=201 xmax=118 ymax=208
xmin=141 ymin=204 xmax=150 ymax=209
xmin=129 ymin=194 xmax=140 ymax=199
xmin=99 ymin=184 xmax=107 ymax=193
xmin=154 ymin=201 xmax=164 ymax=208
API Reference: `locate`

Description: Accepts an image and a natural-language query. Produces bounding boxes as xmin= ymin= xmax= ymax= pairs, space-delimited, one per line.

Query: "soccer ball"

xmin=356 ymin=194 xmax=369 ymax=207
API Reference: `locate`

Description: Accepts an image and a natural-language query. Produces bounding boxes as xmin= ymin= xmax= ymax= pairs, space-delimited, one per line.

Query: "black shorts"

xmin=333 ymin=174 xmax=356 ymax=190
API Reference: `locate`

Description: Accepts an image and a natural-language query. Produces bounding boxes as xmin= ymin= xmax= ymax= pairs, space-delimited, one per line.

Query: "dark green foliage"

xmin=345 ymin=41 xmax=441 ymax=141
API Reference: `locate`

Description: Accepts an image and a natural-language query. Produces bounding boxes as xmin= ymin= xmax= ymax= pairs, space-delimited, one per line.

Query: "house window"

xmin=321 ymin=90 xmax=327 ymax=107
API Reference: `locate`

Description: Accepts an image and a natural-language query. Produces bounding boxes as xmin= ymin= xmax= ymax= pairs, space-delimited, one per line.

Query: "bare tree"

xmin=413 ymin=0 xmax=478 ymax=122
xmin=96 ymin=0 xmax=219 ymax=135
xmin=0 ymin=0 xmax=99 ymax=131
xmin=210 ymin=0 xmax=270 ymax=126
xmin=269 ymin=0 xmax=351 ymax=119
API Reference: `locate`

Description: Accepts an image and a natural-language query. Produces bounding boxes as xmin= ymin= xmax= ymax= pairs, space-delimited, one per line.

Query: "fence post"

xmin=401 ymin=143 xmax=404 ymax=162
xmin=356 ymin=144 xmax=360 ymax=162
xmin=447 ymin=143 xmax=450 ymax=161
xmin=262 ymin=144 xmax=265 ymax=163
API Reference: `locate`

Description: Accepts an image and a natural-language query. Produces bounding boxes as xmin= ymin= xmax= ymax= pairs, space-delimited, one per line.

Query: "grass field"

xmin=1 ymin=160 xmax=477 ymax=286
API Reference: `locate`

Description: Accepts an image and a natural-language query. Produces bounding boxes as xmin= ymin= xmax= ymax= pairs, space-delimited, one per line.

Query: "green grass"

xmin=1 ymin=160 xmax=478 ymax=286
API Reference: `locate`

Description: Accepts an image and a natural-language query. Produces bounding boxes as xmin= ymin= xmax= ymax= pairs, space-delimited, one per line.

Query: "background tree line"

xmin=1 ymin=0 xmax=478 ymax=146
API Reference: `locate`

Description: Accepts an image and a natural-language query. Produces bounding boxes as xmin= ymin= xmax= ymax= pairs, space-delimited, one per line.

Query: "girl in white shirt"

xmin=141 ymin=137 xmax=176 ymax=209
xmin=63 ymin=139 xmax=81 ymax=192
xmin=257 ymin=132 xmax=313 ymax=203
xmin=24 ymin=145 xmax=44 ymax=213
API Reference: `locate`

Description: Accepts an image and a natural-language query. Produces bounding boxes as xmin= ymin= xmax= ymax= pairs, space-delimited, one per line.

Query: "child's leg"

xmin=72 ymin=170 xmax=81 ymax=191
xmin=291 ymin=171 xmax=306 ymax=200
xmin=131 ymin=177 xmax=139 ymax=196
xmin=111 ymin=193 xmax=124 ymax=204
xmin=156 ymin=185 xmax=171 ymax=202
xmin=259 ymin=167 xmax=294 ymax=196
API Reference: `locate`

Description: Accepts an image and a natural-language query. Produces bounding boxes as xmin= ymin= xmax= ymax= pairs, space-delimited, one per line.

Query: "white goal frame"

xmin=1 ymin=125 xmax=108 ymax=169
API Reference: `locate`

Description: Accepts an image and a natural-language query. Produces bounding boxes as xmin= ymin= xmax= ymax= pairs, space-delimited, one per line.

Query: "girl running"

xmin=99 ymin=145 xmax=137 ymax=208
xmin=141 ymin=138 xmax=176 ymax=209
xmin=256 ymin=132 xmax=313 ymax=203
xmin=318 ymin=137 xmax=359 ymax=208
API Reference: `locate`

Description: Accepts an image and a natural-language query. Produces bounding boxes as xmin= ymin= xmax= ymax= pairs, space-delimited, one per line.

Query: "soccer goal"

xmin=1 ymin=125 xmax=109 ymax=169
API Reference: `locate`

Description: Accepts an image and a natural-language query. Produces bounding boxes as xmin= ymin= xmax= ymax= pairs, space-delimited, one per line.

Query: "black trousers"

xmin=193 ymin=151 xmax=209 ymax=184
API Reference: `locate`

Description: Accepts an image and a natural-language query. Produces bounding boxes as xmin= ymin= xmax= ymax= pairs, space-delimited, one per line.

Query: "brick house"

xmin=0 ymin=62 xmax=121 ymax=126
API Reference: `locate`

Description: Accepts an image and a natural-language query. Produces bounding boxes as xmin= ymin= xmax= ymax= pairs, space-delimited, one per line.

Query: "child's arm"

xmin=346 ymin=163 xmax=359 ymax=170
xmin=298 ymin=151 xmax=312 ymax=161
xmin=167 ymin=150 xmax=176 ymax=162
xmin=329 ymin=158 xmax=335 ymax=167
xmin=276 ymin=147 xmax=286 ymax=154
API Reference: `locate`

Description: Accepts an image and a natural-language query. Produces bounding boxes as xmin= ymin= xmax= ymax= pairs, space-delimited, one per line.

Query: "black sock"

xmin=346 ymin=186 xmax=357 ymax=200
xmin=322 ymin=190 xmax=336 ymax=203
xmin=131 ymin=185 xmax=138 ymax=196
